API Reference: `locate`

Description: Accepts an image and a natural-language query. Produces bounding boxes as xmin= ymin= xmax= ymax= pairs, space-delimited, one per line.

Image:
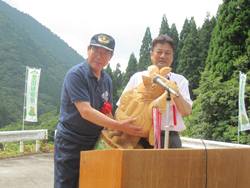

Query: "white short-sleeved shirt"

xmin=117 ymin=70 xmax=193 ymax=132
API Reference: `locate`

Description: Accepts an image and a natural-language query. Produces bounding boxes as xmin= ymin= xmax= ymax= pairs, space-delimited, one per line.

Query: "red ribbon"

xmin=173 ymin=105 xmax=177 ymax=126
xmin=152 ymin=107 xmax=161 ymax=149
xmin=100 ymin=101 xmax=112 ymax=115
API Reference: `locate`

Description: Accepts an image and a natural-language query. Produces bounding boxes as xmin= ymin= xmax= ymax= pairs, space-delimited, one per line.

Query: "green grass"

xmin=0 ymin=141 xmax=54 ymax=159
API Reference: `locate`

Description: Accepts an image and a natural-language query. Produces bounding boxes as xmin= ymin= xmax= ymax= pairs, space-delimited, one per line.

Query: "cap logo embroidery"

xmin=98 ymin=35 xmax=110 ymax=44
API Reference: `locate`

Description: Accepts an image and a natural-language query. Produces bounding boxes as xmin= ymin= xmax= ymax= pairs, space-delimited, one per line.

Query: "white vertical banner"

xmin=24 ymin=67 xmax=41 ymax=122
xmin=238 ymin=71 xmax=250 ymax=131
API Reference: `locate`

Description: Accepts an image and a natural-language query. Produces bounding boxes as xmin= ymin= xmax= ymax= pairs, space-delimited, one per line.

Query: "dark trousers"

xmin=54 ymin=133 xmax=94 ymax=188
xmin=161 ymin=131 xmax=182 ymax=148
xmin=139 ymin=131 xmax=181 ymax=148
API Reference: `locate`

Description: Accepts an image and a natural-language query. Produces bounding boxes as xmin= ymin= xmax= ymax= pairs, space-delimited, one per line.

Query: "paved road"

xmin=0 ymin=153 xmax=53 ymax=188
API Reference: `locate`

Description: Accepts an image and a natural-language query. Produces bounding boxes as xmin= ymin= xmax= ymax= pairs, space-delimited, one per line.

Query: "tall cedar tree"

xmin=177 ymin=18 xmax=191 ymax=62
xmin=169 ymin=24 xmax=179 ymax=71
xmin=105 ymin=64 xmax=116 ymax=110
xmin=137 ymin=27 xmax=152 ymax=71
xmin=180 ymin=15 xmax=216 ymax=99
xmin=176 ymin=17 xmax=199 ymax=98
xmin=185 ymin=0 xmax=250 ymax=144
xmin=122 ymin=53 xmax=138 ymax=87
xmin=112 ymin=63 xmax=124 ymax=109
xmin=159 ymin=14 xmax=170 ymax=35
xmin=197 ymin=15 xmax=216 ymax=78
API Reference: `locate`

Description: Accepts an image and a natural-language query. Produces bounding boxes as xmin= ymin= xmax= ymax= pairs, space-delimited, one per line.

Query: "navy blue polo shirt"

xmin=57 ymin=60 xmax=113 ymax=146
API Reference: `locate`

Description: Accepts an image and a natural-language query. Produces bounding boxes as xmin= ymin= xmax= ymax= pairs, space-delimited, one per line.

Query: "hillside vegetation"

xmin=0 ymin=0 xmax=84 ymax=127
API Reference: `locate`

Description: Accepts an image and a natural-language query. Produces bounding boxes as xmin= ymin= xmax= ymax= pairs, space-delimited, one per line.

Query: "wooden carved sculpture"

xmin=101 ymin=65 xmax=178 ymax=149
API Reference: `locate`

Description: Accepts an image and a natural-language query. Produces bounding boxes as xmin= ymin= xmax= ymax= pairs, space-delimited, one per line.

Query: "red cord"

xmin=173 ymin=105 xmax=177 ymax=126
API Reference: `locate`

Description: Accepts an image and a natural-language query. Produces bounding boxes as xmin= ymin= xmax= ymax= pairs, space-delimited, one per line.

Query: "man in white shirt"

xmin=119 ymin=35 xmax=192 ymax=148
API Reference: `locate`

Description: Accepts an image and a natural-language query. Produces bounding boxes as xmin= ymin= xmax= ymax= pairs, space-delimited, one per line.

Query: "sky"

xmin=3 ymin=0 xmax=222 ymax=70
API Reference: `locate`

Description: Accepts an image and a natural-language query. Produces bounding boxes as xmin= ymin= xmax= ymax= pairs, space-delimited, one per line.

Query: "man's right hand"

xmin=118 ymin=118 xmax=146 ymax=137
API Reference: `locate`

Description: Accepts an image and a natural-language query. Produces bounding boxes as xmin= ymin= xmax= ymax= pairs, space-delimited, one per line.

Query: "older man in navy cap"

xmin=54 ymin=33 xmax=144 ymax=188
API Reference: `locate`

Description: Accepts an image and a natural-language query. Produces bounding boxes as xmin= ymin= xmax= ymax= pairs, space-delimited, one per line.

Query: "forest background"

xmin=0 ymin=0 xmax=249 ymax=144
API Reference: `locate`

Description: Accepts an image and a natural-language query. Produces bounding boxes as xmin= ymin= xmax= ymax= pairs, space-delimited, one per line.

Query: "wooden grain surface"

xmin=79 ymin=148 xmax=250 ymax=188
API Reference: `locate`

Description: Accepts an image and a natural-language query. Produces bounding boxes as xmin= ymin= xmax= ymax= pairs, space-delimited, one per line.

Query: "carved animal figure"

xmin=101 ymin=65 xmax=177 ymax=149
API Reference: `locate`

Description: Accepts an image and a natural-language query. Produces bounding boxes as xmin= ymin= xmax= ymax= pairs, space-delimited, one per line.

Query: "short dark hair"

xmin=151 ymin=35 xmax=175 ymax=51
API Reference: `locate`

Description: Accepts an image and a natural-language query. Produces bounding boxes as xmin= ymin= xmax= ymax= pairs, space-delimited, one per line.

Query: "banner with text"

xmin=238 ymin=71 xmax=250 ymax=131
xmin=24 ymin=67 xmax=41 ymax=122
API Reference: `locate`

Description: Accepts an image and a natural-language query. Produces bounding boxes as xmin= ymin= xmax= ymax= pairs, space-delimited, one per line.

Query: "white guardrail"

xmin=0 ymin=129 xmax=48 ymax=153
xmin=181 ymin=137 xmax=250 ymax=149
xmin=1 ymin=131 xmax=249 ymax=152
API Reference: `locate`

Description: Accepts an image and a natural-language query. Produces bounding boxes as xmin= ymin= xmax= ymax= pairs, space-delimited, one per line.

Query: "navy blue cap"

xmin=90 ymin=33 xmax=115 ymax=52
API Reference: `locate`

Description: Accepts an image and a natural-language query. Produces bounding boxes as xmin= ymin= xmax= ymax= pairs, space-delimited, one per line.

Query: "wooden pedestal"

xmin=79 ymin=148 xmax=250 ymax=188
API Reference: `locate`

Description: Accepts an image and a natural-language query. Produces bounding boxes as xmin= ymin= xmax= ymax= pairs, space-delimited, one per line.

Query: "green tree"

xmin=0 ymin=1 xmax=83 ymax=127
xmin=112 ymin=63 xmax=124 ymax=109
xmin=185 ymin=0 xmax=250 ymax=144
xmin=176 ymin=17 xmax=200 ymax=98
xmin=105 ymin=64 xmax=113 ymax=76
xmin=177 ymin=19 xmax=191 ymax=55
xmin=206 ymin=0 xmax=250 ymax=80
xmin=178 ymin=15 xmax=216 ymax=99
xmin=169 ymin=24 xmax=179 ymax=71
xmin=197 ymin=15 xmax=216 ymax=77
xmin=122 ymin=53 xmax=138 ymax=87
xmin=137 ymin=27 xmax=152 ymax=71
xmin=159 ymin=14 xmax=170 ymax=35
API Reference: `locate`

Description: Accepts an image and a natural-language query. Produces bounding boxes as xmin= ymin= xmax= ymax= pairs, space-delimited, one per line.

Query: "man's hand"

xmin=153 ymin=74 xmax=179 ymax=98
xmin=75 ymin=101 xmax=146 ymax=136
xmin=118 ymin=118 xmax=146 ymax=137
xmin=166 ymin=80 xmax=179 ymax=98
